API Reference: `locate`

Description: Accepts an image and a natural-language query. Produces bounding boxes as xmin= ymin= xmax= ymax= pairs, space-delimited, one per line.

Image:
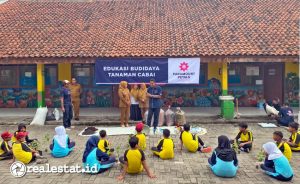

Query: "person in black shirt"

xmin=275 ymin=103 xmax=294 ymax=126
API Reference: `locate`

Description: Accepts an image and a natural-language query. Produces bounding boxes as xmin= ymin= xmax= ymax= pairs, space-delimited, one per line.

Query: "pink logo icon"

xmin=179 ymin=62 xmax=189 ymax=72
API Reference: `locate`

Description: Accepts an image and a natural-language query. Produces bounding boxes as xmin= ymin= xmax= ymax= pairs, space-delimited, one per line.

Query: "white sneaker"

xmin=66 ymin=128 xmax=71 ymax=131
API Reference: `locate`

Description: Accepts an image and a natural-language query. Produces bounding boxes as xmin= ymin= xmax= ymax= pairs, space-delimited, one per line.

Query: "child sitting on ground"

xmin=180 ymin=124 xmax=208 ymax=153
xmin=12 ymin=132 xmax=47 ymax=164
xmin=117 ymin=137 xmax=156 ymax=181
xmin=233 ymin=123 xmax=253 ymax=153
xmin=12 ymin=123 xmax=37 ymax=144
xmin=151 ymin=129 xmax=174 ymax=159
xmin=134 ymin=122 xmax=146 ymax=151
xmin=208 ymin=135 xmax=238 ymax=178
xmin=83 ymin=136 xmax=116 ymax=174
xmin=98 ymin=130 xmax=114 ymax=155
xmin=285 ymin=122 xmax=300 ymax=152
xmin=259 ymin=142 xmax=293 ymax=181
xmin=50 ymin=126 xmax=75 ymax=158
xmin=273 ymin=131 xmax=292 ymax=161
xmin=0 ymin=131 xmax=13 ymax=160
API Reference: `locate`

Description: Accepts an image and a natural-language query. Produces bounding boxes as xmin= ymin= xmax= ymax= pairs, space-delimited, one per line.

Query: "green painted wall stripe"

xmin=37 ymin=91 xmax=45 ymax=107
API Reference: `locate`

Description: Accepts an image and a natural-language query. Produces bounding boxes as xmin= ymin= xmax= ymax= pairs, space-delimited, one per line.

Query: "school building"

xmin=0 ymin=0 xmax=299 ymax=108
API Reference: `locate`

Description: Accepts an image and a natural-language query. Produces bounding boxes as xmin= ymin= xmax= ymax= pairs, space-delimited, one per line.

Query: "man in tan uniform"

xmin=69 ymin=78 xmax=81 ymax=121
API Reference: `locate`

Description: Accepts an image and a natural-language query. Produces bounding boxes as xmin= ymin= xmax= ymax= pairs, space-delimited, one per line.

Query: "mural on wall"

xmin=162 ymin=78 xmax=222 ymax=107
xmin=0 ymin=88 xmax=37 ymax=108
xmin=0 ymin=86 xmax=113 ymax=108
xmin=228 ymin=86 xmax=264 ymax=107
xmin=284 ymin=72 xmax=299 ymax=107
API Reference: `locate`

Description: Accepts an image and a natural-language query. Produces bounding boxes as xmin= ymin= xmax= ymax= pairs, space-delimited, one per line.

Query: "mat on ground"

xmin=258 ymin=123 xmax=277 ymax=128
xmin=78 ymin=126 xmax=207 ymax=136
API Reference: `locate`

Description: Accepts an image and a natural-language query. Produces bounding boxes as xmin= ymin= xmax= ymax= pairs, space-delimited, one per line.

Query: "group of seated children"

xmin=1 ymin=121 xmax=299 ymax=182
xmin=259 ymin=122 xmax=300 ymax=181
xmin=0 ymin=124 xmax=76 ymax=164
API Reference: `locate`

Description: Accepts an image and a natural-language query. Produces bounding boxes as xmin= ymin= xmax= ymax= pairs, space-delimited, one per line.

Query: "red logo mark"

xmin=179 ymin=62 xmax=189 ymax=72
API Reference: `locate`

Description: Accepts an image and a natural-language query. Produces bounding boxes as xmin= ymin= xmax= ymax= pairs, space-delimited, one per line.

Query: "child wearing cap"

xmin=285 ymin=122 xmax=300 ymax=152
xmin=180 ymin=124 xmax=208 ymax=153
xmin=117 ymin=137 xmax=156 ymax=181
xmin=98 ymin=130 xmax=114 ymax=155
xmin=134 ymin=122 xmax=146 ymax=151
xmin=12 ymin=132 xmax=47 ymax=164
xmin=12 ymin=123 xmax=37 ymax=144
xmin=0 ymin=131 xmax=13 ymax=160
xmin=50 ymin=126 xmax=75 ymax=158
xmin=233 ymin=123 xmax=253 ymax=153
xmin=273 ymin=131 xmax=292 ymax=161
xmin=151 ymin=129 xmax=174 ymax=159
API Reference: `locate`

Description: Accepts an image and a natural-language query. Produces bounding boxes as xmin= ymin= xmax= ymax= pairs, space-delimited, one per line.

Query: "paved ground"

xmin=0 ymin=123 xmax=299 ymax=184
xmin=0 ymin=107 xmax=299 ymax=125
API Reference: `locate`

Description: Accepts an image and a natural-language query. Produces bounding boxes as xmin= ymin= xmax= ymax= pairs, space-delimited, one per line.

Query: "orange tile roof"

xmin=0 ymin=0 xmax=299 ymax=58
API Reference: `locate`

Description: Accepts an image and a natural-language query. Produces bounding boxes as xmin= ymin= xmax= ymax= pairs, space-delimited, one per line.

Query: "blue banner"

xmin=95 ymin=58 xmax=168 ymax=84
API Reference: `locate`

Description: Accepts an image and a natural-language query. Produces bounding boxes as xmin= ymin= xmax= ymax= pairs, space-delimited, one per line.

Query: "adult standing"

xmin=69 ymin=78 xmax=81 ymax=121
xmin=146 ymin=79 xmax=162 ymax=133
xmin=138 ymin=83 xmax=149 ymax=122
xmin=118 ymin=81 xmax=131 ymax=127
xmin=60 ymin=80 xmax=73 ymax=130
xmin=130 ymin=84 xmax=142 ymax=121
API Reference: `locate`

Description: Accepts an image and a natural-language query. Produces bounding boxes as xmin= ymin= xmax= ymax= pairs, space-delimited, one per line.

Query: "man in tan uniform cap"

xmin=69 ymin=78 xmax=81 ymax=121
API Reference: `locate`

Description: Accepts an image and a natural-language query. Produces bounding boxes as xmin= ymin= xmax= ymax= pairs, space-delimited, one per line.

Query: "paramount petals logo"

xmin=179 ymin=62 xmax=189 ymax=72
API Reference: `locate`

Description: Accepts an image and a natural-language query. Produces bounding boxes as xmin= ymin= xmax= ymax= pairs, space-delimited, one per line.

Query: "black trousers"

xmin=63 ymin=104 xmax=73 ymax=128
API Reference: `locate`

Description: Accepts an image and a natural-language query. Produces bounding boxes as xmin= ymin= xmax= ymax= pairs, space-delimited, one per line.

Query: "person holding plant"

xmin=233 ymin=123 xmax=253 ymax=153
xmin=12 ymin=123 xmax=37 ymax=144
xmin=0 ymin=131 xmax=13 ymax=160
xmin=208 ymin=135 xmax=238 ymax=178
xmin=259 ymin=142 xmax=293 ymax=181
xmin=273 ymin=131 xmax=292 ymax=161
xmin=50 ymin=126 xmax=75 ymax=158
xmin=118 ymin=81 xmax=131 ymax=127
xmin=98 ymin=130 xmax=114 ymax=155
xmin=83 ymin=136 xmax=116 ymax=174
xmin=12 ymin=132 xmax=47 ymax=164
xmin=285 ymin=122 xmax=300 ymax=151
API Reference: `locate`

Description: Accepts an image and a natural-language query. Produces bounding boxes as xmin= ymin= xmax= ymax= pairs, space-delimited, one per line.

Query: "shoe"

xmin=244 ymin=148 xmax=250 ymax=153
xmin=70 ymin=126 xmax=75 ymax=129
xmin=66 ymin=128 xmax=71 ymax=131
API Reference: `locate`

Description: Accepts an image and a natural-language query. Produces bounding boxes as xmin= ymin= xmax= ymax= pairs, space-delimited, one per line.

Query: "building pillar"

xmin=221 ymin=62 xmax=228 ymax=95
xmin=37 ymin=64 xmax=45 ymax=107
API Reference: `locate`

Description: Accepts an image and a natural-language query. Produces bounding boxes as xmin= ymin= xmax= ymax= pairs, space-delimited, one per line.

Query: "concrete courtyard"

xmin=0 ymin=123 xmax=299 ymax=184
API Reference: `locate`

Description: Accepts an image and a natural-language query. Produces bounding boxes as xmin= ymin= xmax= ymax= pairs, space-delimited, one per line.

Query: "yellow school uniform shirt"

xmin=98 ymin=139 xmax=110 ymax=153
xmin=124 ymin=149 xmax=145 ymax=174
xmin=153 ymin=138 xmax=174 ymax=159
xmin=135 ymin=133 xmax=146 ymax=151
xmin=289 ymin=131 xmax=300 ymax=151
xmin=0 ymin=141 xmax=10 ymax=156
xmin=277 ymin=142 xmax=292 ymax=161
xmin=180 ymin=131 xmax=198 ymax=152
xmin=12 ymin=142 xmax=33 ymax=164
xmin=236 ymin=130 xmax=253 ymax=142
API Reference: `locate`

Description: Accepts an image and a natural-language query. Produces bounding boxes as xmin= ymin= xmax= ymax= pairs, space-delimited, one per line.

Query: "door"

xmin=264 ymin=63 xmax=284 ymax=102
